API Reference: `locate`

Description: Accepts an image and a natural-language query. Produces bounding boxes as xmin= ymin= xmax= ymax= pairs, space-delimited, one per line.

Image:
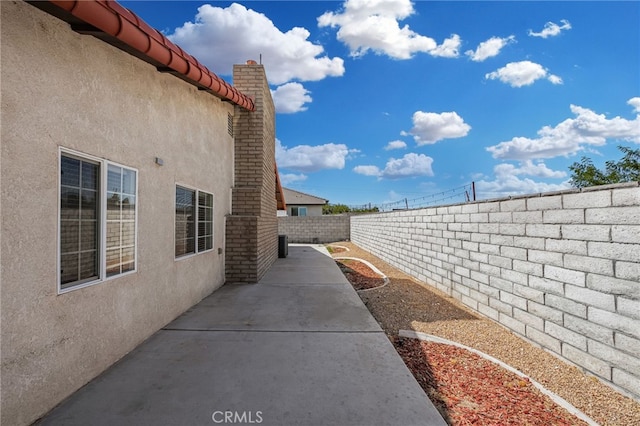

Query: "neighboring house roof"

xmin=282 ymin=188 xmax=328 ymax=206
xmin=30 ymin=0 xmax=255 ymax=111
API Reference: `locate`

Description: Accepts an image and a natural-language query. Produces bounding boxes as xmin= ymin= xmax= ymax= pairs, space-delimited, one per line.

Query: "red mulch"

xmin=393 ymin=337 xmax=588 ymax=425
xmin=335 ymin=259 xmax=385 ymax=290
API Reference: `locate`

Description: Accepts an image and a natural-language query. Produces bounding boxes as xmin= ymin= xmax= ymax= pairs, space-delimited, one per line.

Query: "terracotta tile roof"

xmin=275 ymin=163 xmax=287 ymax=210
xmin=31 ymin=0 xmax=255 ymax=111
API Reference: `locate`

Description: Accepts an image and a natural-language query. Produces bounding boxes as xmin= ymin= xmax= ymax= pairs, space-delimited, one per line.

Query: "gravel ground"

xmin=328 ymin=241 xmax=640 ymax=426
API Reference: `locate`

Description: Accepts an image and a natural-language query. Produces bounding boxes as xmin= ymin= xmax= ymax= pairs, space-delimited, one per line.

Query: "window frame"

xmin=58 ymin=148 xmax=138 ymax=294
xmin=174 ymin=184 xmax=214 ymax=259
xmin=291 ymin=206 xmax=307 ymax=217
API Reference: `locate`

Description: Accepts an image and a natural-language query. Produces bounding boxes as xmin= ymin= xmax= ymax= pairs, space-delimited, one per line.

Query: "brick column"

xmin=225 ymin=61 xmax=278 ymax=283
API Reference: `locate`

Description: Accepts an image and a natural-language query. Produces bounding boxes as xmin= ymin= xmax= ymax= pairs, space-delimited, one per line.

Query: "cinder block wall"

xmin=278 ymin=215 xmax=350 ymax=243
xmin=351 ymin=183 xmax=640 ymax=400
xmin=226 ymin=62 xmax=278 ymax=283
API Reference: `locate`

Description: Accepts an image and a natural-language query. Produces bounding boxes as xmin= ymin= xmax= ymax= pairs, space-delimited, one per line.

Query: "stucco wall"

xmin=286 ymin=205 xmax=323 ymax=216
xmin=351 ymin=183 xmax=640 ymax=400
xmin=278 ymin=215 xmax=351 ymax=243
xmin=1 ymin=2 xmax=235 ymax=424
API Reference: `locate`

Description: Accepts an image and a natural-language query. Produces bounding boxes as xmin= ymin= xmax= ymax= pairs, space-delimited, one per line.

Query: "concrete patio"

xmin=38 ymin=245 xmax=445 ymax=426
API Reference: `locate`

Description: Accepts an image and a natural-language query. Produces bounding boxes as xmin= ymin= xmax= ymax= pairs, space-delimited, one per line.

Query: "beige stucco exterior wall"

xmin=1 ymin=2 xmax=235 ymax=424
xmin=287 ymin=205 xmax=324 ymax=217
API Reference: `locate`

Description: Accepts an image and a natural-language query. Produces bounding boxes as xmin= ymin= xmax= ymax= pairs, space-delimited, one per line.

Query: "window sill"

xmin=174 ymin=248 xmax=215 ymax=262
xmin=58 ymin=269 xmax=137 ymax=295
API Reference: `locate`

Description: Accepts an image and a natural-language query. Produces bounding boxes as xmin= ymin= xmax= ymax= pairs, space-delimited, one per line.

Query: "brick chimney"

xmin=225 ymin=61 xmax=278 ymax=283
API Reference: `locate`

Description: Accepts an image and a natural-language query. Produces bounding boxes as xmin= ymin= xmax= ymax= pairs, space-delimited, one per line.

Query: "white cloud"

xmin=529 ymin=19 xmax=572 ymax=38
xmin=465 ymin=35 xmax=515 ymax=62
xmin=353 ymin=165 xmax=382 ymax=176
xmin=430 ymin=34 xmax=462 ymax=58
xmin=629 ymin=97 xmax=640 ymax=113
xmin=279 ymin=173 xmax=308 ymax=185
xmin=276 ymin=139 xmax=356 ymax=172
xmin=354 ymin=153 xmax=434 ymax=179
xmin=485 ymin=61 xmax=562 ymax=87
xmin=403 ymin=111 xmax=471 ymax=145
xmin=168 ymin=3 xmax=344 ymax=85
xmin=547 ymin=74 xmax=563 ymax=85
xmin=318 ymin=0 xmax=460 ymax=59
xmin=271 ymin=83 xmax=312 ymax=114
xmin=476 ymin=175 xmax=571 ymax=199
xmin=494 ymin=160 xmax=567 ymax=179
xmin=384 ymin=140 xmax=407 ymax=150
xmin=382 ymin=153 xmax=434 ymax=178
xmin=476 ymin=160 xmax=570 ymax=198
xmin=487 ymin=100 xmax=640 ymax=160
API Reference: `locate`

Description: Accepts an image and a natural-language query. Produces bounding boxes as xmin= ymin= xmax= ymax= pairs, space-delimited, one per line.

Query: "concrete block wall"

xmin=278 ymin=215 xmax=350 ymax=243
xmin=351 ymin=183 xmax=640 ymax=400
xmin=226 ymin=62 xmax=278 ymax=283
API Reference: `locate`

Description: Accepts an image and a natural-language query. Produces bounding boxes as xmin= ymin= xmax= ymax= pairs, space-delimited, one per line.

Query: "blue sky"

xmin=121 ymin=0 xmax=640 ymax=208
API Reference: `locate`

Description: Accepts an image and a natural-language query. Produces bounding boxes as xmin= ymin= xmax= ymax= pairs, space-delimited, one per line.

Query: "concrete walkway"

xmin=39 ymin=245 xmax=446 ymax=426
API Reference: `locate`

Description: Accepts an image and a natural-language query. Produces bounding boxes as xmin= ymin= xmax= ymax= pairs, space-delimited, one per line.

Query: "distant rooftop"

xmin=282 ymin=188 xmax=328 ymax=205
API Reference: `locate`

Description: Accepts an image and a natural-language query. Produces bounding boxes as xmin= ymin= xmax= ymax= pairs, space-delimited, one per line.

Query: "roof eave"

xmin=29 ymin=0 xmax=255 ymax=112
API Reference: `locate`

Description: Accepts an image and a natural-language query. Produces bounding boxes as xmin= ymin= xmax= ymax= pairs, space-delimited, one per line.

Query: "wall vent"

xmin=227 ymin=113 xmax=234 ymax=136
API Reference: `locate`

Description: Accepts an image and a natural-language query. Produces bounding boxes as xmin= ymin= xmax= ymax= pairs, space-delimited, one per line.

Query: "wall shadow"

xmin=392 ymin=336 xmax=454 ymax=425
xmin=335 ymin=259 xmax=385 ymax=291
xmin=358 ymin=277 xmax=479 ymax=335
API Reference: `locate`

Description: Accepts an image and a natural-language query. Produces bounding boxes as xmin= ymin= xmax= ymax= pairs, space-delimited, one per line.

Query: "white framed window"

xmin=291 ymin=206 xmax=307 ymax=217
xmin=175 ymin=185 xmax=213 ymax=258
xmin=59 ymin=149 xmax=137 ymax=293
